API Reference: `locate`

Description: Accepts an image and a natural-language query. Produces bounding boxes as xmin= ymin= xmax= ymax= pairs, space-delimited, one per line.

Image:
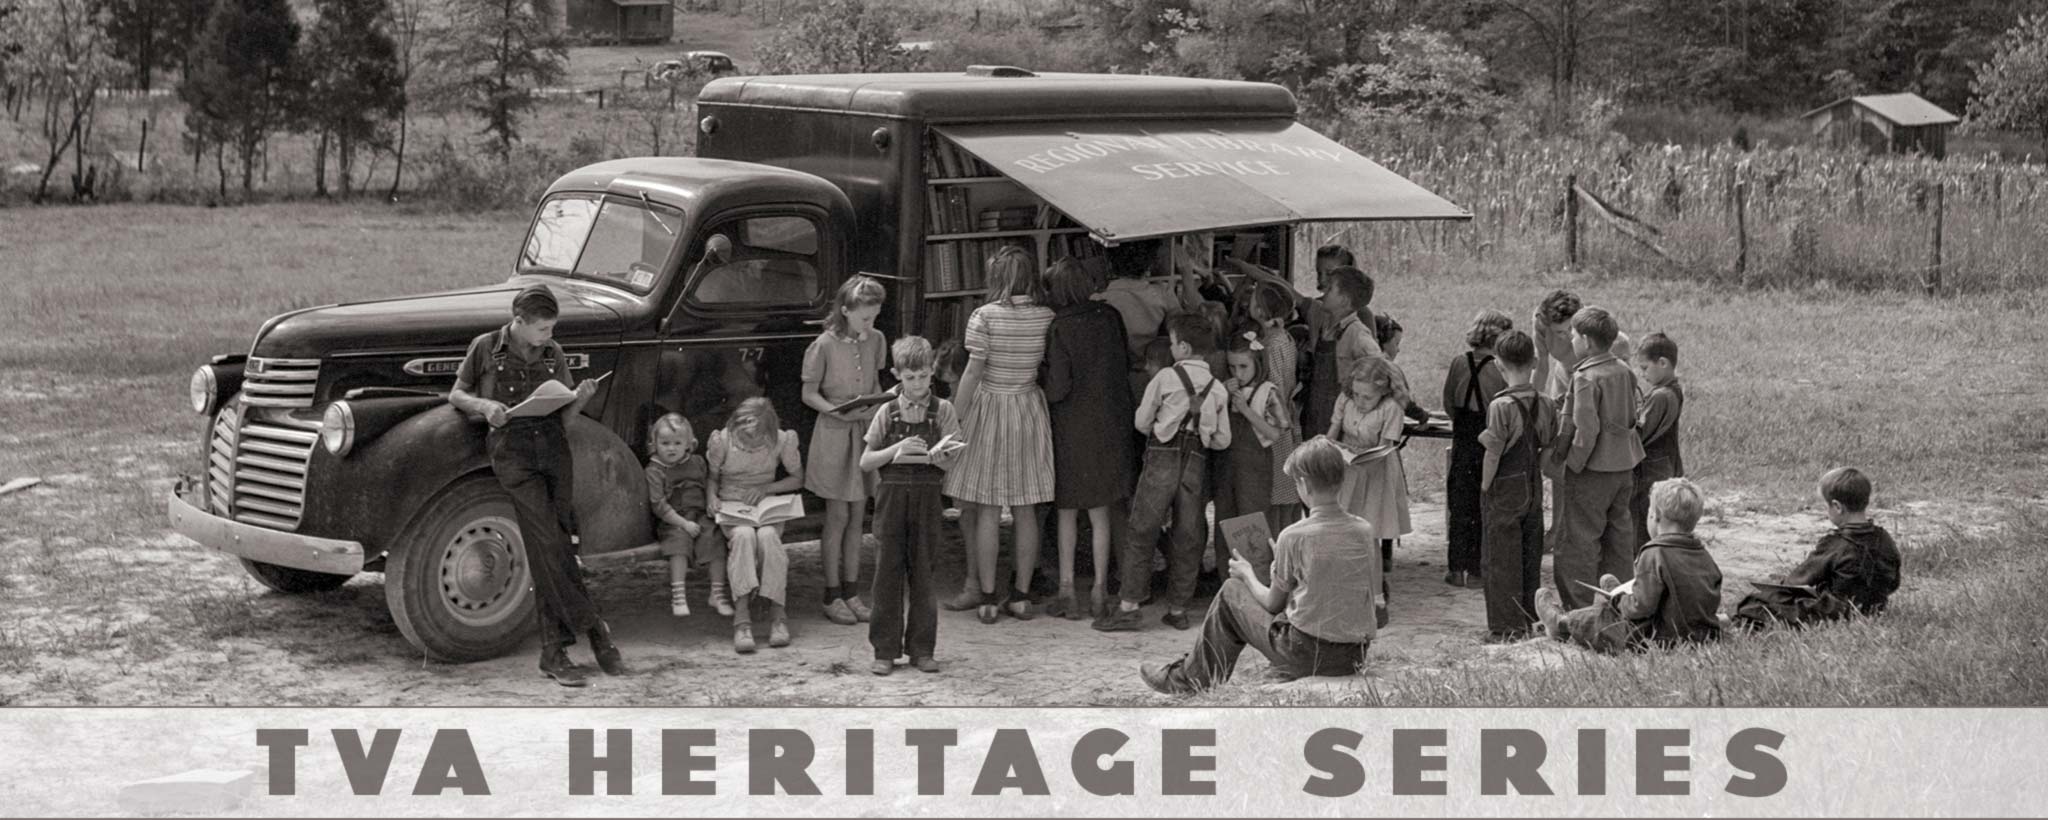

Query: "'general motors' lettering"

xmin=1131 ymin=160 xmax=1289 ymax=180
xmin=1011 ymin=134 xmax=1341 ymax=174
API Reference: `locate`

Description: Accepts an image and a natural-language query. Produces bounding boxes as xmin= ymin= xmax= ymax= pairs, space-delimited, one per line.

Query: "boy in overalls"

xmin=1095 ymin=314 xmax=1232 ymax=633
xmin=858 ymin=336 xmax=962 ymax=675
xmin=448 ymin=284 xmax=619 ymax=687
xmin=1478 ymin=330 xmax=1555 ymax=641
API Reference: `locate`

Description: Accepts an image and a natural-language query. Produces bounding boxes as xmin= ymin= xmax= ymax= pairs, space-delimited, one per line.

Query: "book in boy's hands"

xmin=893 ymin=432 xmax=966 ymax=465
xmin=1217 ymin=512 xmax=1275 ymax=585
xmin=1576 ymin=578 xmax=1638 ymax=599
xmin=506 ymin=380 xmax=577 ymax=418
xmin=828 ymin=390 xmax=897 ymax=416
xmin=716 ymin=494 xmax=805 ymax=528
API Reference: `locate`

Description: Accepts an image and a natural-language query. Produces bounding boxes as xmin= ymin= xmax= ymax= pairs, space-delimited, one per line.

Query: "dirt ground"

xmin=0 ymin=446 xmax=1977 ymax=707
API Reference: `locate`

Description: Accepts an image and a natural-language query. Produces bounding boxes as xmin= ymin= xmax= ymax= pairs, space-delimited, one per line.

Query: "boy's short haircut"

xmin=1466 ymin=309 xmax=1514 ymax=350
xmin=1141 ymin=337 xmax=1175 ymax=371
xmin=1569 ymin=305 xmax=1619 ymax=349
xmin=1538 ymin=289 xmax=1582 ymax=325
xmin=1249 ymin=281 xmax=1293 ymax=325
xmin=1108 ymin=239 xmax=1159 ymax=279
xmin=1315 ymin=245 xmax=1355 ymax=267
xmin=650 ymin=412 xmax=692 ymax=443
xmin=1649 ymin=477 xmax=1705 ymax=532
xmin=892 ymin=335 xmax=935 ymax=373
xmin=512 ymin=284 xmax=560 ymax=320
xmin=1324 ymin=265 xmax=1374 ymax=307
xmin=1167 ymin=312 xmax=1217 ymax=355
xmin=1285 ymin=436 xmax=1349 ymax=493
xmin=1494 ymin=329 xmax=1535 ymax=368
xmin=1820 ymin=467 xmax=1872 ymax=512
xmin=1638 ymin=331 xmax=1679 ymax=366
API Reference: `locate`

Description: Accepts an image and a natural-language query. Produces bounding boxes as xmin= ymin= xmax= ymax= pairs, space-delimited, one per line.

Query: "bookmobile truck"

xmin=167 ymin=67 xmax=1469 ymax=661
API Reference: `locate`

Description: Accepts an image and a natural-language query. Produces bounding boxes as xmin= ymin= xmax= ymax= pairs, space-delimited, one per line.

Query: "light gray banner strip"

xmin=3 ymin=708 xmax=2042 ymax=817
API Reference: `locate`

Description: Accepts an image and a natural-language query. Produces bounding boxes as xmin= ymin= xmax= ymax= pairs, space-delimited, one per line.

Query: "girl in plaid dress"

xmin=942 ymin=244 xmax=1057 ymax=624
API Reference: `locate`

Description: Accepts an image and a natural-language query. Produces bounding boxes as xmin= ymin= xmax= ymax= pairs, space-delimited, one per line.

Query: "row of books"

xmin=925 ymin=189 xmax=1077 ymax=235
xmin=923 ymin=139 xmax=998 ymax=179
xmin=922 ymin=239 xmax=1031 ymax=294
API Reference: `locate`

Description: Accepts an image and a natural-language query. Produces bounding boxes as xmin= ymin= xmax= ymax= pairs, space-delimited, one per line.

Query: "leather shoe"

xmin=1139 ymin=660 xmax=1194 ymax=695
xmin=941 ymin=587 xmax=981 ymax=612
xmin=539 ymin=650 xmax=589 ymax=688
xmin=588 ymin=622 xmax=627 ymax=676
xmin=1092 ymin=606 xmax=1144 ymax=632
xmin=870 ymin=658 xmax=894 ymax=676
xmin=910 ymin=655 xmax=940 ymax=673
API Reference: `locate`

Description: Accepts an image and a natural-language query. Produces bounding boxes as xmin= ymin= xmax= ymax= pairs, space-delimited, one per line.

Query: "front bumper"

xmin=168 ymin=475 xmax=365 ymax=575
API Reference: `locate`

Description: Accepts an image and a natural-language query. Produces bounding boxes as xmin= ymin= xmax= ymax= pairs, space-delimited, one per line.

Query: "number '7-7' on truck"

xmin=167 ymin=67 xmax=1468 ymax=662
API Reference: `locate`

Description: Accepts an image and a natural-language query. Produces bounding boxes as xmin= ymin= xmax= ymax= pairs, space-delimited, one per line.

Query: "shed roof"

xmin=698 ymin=72 xmax=1295 ymax=123
xmin=1802 ymin=93 xmax=1959 ymax=127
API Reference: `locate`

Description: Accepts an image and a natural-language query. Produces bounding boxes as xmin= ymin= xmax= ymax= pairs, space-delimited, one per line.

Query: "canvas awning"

xmin=933 ymin=119 xmax=1468 ymax=243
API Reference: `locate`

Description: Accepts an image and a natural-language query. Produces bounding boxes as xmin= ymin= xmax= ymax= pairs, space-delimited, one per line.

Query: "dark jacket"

xmin=1614 ymin=532 xmax=1723 ymax=647
xmin=1041 ymin=300 xmax=1137 ymax=509
xmin=1735 ymin=521 xmax=1901 ymax=629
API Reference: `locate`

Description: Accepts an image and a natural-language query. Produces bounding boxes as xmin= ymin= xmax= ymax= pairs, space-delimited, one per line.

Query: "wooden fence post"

xmin=597 ymin=89 xmax=606 ymax=110
xmin=1734 ymin=175 xmax=1750 ymax=285
xmin=1565 ymin=173 xmax=1579 ymax=268
xmin=1926 ymin=181 xmax=1944 ymax=295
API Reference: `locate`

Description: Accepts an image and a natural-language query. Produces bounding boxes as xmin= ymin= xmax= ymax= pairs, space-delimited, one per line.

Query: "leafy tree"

xmin=1967 ymin=14 xmax=2048 ymax=149
xmin=1829 ymin=0 xmax=2023 ymax=113
xmin=1350 ymin=26 xmax=1506 ymax=126
xmin=180 ymin=0 xmax=301 ymax=197
xmin=386 ymin=0 xmax=437 ymax=199
xmin=11 ymin=0 xmax=120 ymax=201
xmin=755 ymin=0 xmax=922 ymax=74
xmin=302 ymin=0 xmax=405 ymax=196
xmin=100 ymin=0 xmax=210 ymax=90
xmin=431 ymin=0 xmax=564 ymax=155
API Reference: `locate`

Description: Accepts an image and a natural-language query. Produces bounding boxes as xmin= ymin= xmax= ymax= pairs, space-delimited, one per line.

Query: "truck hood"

xmin=250 ymin=279 xmax=629 ymax=359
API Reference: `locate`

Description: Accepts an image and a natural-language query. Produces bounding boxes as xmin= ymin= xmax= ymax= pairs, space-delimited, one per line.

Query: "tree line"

xmin=0 ymin=0 xmax=570 ymax=202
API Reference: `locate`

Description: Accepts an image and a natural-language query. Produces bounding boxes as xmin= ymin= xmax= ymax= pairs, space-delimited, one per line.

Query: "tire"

xmin=384 ymin=475 xmax=536 ymax=662
xmin=239 ymin=559 xmax=353 ymax=593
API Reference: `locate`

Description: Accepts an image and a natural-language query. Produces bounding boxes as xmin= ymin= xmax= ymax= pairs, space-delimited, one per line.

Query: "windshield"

xmin=516 ymin=194 xmax=683 ymax=295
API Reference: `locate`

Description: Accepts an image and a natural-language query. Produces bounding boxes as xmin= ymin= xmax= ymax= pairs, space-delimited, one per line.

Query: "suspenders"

xmin=1166 ymin=364 xmax=1215 ymax=446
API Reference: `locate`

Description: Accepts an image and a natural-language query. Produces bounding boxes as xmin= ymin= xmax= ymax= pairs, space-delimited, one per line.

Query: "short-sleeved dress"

xmin=1260 ymin=324 xmax=1302 ymax=507
xmin=801 ymin=328 xmax=886 ymax=501
xmin=707 ymin=428 xmax=803 ymax=509
xmin=943 ymin=296 xmax=1057 ymax=507
xmin=1333 ymin=395 xmax=1412 ymax=539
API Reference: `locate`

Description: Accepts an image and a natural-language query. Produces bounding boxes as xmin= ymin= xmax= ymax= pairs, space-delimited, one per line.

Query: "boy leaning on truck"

xmin=447 ymin=283 xmax=623 ymax=687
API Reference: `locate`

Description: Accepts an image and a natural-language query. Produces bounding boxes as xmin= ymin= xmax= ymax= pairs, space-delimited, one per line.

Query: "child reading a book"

xmin=1537 ymin=477 xmax=1723 ymax=653
xmin=1138 ymin=437 xmax=1378 ymax=694
xmin=803 ymin=275 xmax=889 ymax=627
xmin=645 ymin=413 xmax=728 ymax=619
xmin=1732 ymin=467 xmax=1901 ymax=629
xmin=708 ymin=397 xmax=804 ymax=653
xmin=859 ymin=336 xmax=963 ymax=675
xmin=1329 ymin=355 xmax=1410 ymax=616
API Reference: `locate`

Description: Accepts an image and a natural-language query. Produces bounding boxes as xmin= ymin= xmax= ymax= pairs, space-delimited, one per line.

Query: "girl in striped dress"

xmin=943 ymin=244 xmax=1057 ymax=624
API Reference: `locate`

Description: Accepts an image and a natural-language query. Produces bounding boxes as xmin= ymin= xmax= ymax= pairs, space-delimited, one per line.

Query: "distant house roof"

xmin=1802 ymin=93 xmax=1959 ymax=127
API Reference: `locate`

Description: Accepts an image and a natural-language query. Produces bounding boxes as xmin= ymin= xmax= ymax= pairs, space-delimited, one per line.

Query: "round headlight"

xmin=189 ymin=366 xmax=218 ymax=415
xmin=320 ymin=401 xmax=356 ymax=457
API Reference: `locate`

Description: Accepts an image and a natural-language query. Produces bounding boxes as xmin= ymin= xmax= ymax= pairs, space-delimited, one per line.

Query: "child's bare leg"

xmin=942 ymin=505 xmax=980 ymax=610
xmin=1011 ymin=503 xmax=1042 ymax=604
xmin=970 ymin=502 xmax=1001 ymax=596
xmin=841 ymin=499 xmax=867 ymax=598
xmin=668 ymin=553 xmax=690 ymax=616
xmin=822 ymin=500 xmax=850 ymax=598
xmin=1087 ymin=505 xmax=1112 ymax=605
xmin=1056 ymin=508 xmax=1079 ymax=594
xmin=706 ymin=546 xmax=732 ymax=616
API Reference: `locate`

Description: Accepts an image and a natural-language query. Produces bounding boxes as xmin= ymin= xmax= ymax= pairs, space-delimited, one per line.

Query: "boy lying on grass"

xmin=1536 ymin=477 xmax=1723 ymax=653
xmin=1732 ymin=467 xmax=1902 ymax=630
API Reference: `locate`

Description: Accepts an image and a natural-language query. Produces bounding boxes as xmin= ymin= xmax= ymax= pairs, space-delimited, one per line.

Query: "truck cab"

xmin=169 ymin=69 xmax=1465 ymax=663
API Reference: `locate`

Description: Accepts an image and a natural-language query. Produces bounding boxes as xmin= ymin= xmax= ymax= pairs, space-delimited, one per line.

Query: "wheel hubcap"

xmin=439 ymin=516 xmax=527 ymax=627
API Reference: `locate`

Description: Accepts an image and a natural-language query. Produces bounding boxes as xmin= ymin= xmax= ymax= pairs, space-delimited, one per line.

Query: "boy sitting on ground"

xmin=1732 ymin=467 xmax=1901 ymax=629
xmin=1536 ymin=477 xmax=1723 ymax=653
xmin=1139 ymin=437 xmax=1378 ymax=693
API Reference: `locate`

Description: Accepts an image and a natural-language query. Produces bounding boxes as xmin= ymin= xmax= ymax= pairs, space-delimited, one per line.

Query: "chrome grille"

xmin=206 ymin=406 xmax=319 ymax=530
xmin=241 ymin=357 xmax=321 ymax=408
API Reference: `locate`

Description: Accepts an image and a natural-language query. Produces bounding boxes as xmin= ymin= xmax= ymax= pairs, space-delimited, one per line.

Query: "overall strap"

xmin=1462 ymin=353 xmax=1494 ymax=410
xmin=1172 ymin=364 xmax=1213 ymax=434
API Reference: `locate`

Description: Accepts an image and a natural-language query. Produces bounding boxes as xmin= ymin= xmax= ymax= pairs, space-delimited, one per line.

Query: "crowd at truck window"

xmin=569 ymin=197 xmax=686 ymax=295
xmin=518 ymin=194 xmax=600 ymax=274
xmin=685 ymin=215 xmax=823 ymax=308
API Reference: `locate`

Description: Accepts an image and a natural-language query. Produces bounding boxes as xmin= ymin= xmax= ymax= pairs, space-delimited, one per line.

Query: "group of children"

xmin=606 ymin=243 xmax=1906 ymax=688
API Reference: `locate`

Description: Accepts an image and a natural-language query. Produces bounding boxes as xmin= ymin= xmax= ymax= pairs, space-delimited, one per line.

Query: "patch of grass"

xmin=184 ymin=588 xmax=263 ymax=642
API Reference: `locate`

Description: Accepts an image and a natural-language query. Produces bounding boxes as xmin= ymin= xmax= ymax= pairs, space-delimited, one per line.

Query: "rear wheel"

xmin=239 ymin=559 xmax=353 ymax=593
xmin=384 ymin=475 xmax=535 ymax=662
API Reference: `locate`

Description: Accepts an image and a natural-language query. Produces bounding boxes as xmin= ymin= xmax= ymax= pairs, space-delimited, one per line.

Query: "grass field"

xmin=1 ymin=202 xmax=2044 ymax=706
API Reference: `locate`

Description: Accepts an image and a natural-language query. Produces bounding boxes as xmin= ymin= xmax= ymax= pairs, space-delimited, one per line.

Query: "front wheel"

xmin=384 ymin=475 xmax=535 ymax=662
xmin=239 ymin=559 xmax=353 ymax=593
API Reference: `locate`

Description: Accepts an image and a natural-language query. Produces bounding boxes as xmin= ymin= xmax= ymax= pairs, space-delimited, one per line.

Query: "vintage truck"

xmin=167 ymin=68 xmax=1467 ymax=662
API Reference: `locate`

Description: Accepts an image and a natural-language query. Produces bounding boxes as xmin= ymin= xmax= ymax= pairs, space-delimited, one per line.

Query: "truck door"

xmin=652 ymin=207 xmax=832 ymax=457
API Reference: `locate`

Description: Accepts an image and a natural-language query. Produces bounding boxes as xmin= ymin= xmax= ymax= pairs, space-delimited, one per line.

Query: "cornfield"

xmin=1316 ymin=139 xmax=2048 ymax=294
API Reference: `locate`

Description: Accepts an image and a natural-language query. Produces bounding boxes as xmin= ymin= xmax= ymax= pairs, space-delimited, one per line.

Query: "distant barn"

xmin=562 ymin=0 xmax=674 ymax=44
xmin=1802 ymin=93 xmax=1960 ymax=159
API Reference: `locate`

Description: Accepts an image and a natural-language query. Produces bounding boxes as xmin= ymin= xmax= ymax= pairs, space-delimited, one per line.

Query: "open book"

xmin=828 ymin=390 xmax=897 ymax=416
xmin=507 ymin=380 xmax=577 ymax=418
xmin=716 ymin=494 xmax=805 ymax=528
xmin=893 ymin=432 xmax=966 ymax=465
xmin=1576 ymin=578 xmax=1638 ymax=599
xmin=1331 ymin=441 xmax=1401 ymax=465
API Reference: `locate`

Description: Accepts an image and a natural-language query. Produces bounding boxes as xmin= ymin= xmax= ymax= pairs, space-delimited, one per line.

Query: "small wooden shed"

xmin=1802 ymin=93 xmax=1960 ymax=159
xmin=564 ymin=0 xmax=674 ymax=44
